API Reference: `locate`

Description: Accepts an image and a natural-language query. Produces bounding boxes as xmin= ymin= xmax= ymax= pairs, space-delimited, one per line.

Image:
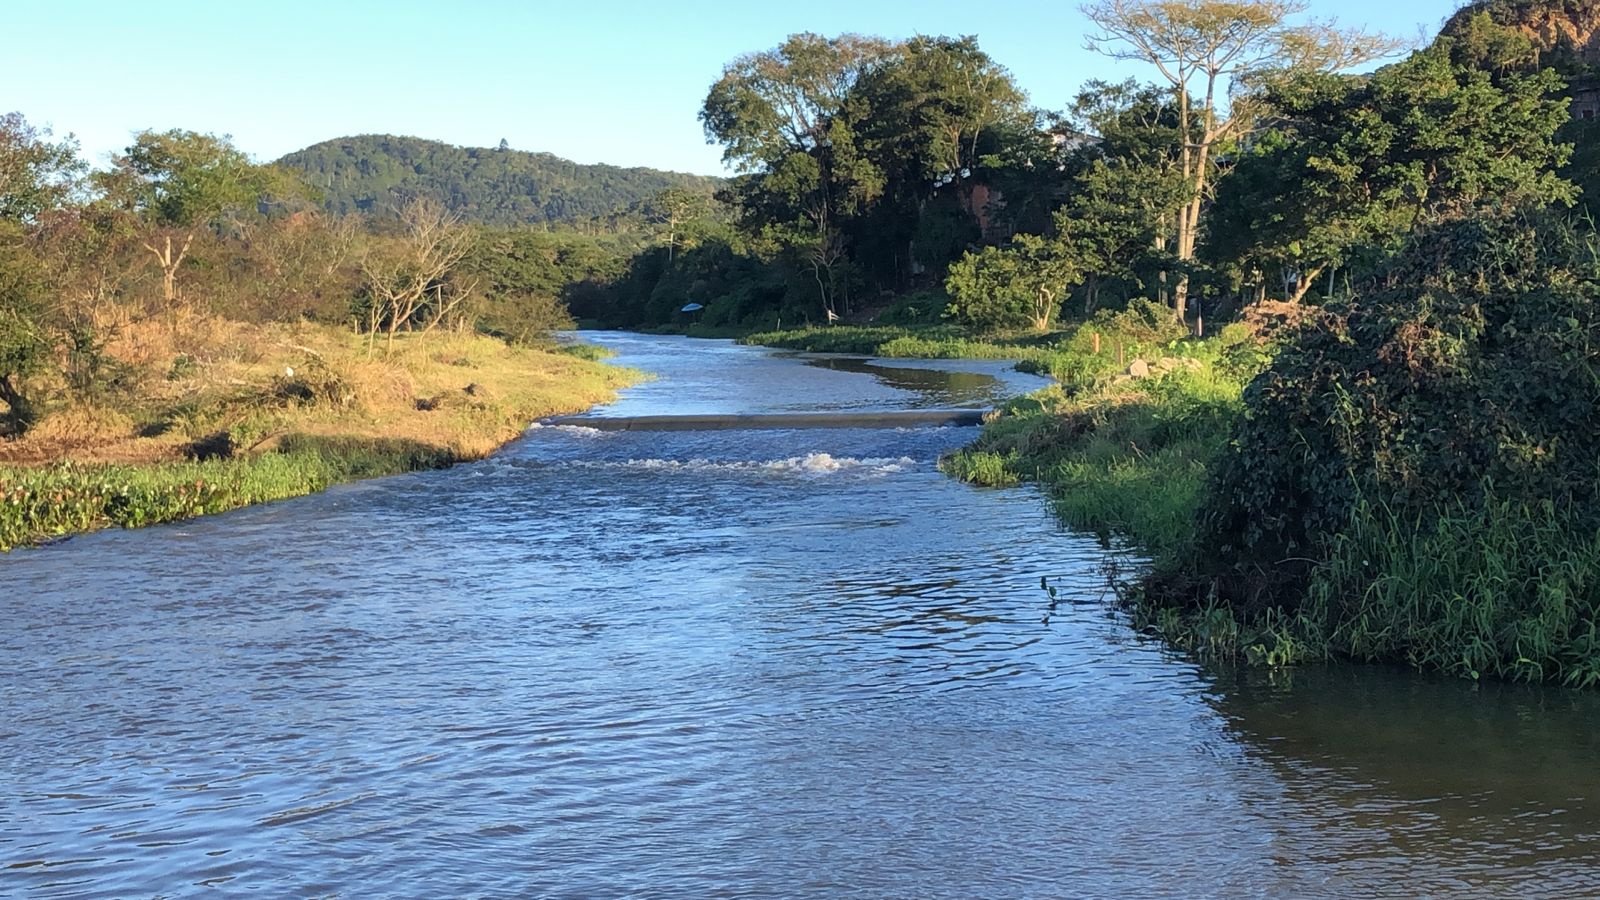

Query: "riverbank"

xmin=1 ymin=318 xmax=641 ymax=550
xmin=724 ymin=309 xmax=1261 ymax=568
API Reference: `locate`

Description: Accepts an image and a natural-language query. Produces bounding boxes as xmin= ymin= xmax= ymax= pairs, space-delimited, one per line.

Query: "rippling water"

xmin=5 ymin=333 xmax=1600 ymax=896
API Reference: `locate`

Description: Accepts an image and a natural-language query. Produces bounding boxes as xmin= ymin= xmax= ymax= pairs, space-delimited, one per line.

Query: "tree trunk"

xmin=0 ymin=373 xmax=35 ymax=432
xmin=1287 ymin=264 xmax=1327 ymax=304
xmin=144 ymin=232 xmax=195 ymax=305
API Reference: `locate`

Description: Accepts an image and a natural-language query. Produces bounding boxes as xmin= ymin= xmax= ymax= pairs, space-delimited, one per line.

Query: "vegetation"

xmin=909 ymin=0 xmax=1600 ymax=685
xmin=279 ymin=135 xmax=721 ymax=227
xmin=0 ymin=119 xmax=641 ymax=549
xmin=942 ymin=303 xmax=1261 ymax=556
xmin=1 ymin=437 xmax=450 ymax=551
xmin=12 ymin=0 xmax=1600 ymax=687
xmin=1146 ymin=212 xmax=1600 ymax=685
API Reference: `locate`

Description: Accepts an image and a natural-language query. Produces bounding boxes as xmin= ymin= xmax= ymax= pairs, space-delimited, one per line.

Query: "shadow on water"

xmin=799 ymin=356 xmax=1003 ymax=407
xmin=1203 ymin=661 xmax=1600 ymax=890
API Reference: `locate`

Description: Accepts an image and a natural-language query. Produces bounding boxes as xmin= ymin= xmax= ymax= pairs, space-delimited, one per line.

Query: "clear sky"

xmin=12 ymin=0 xmax=1468 ymax=176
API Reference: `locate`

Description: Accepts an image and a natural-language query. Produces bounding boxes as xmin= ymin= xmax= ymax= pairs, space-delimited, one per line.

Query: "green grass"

xmin=742 ymin=324 xmax=1068 ymax=361
xmin=1308 ymin=497 xmax=1600 ymax=685
xmin=0 ymin=435 xmax=455 ymax=551
xmin=557 ymin=342 xmax=618 ymax=362
xmin=943 ymin=366 xmax=1245 ymax=558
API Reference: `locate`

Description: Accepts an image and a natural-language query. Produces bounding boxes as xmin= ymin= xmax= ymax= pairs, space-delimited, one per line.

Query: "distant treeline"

xmin=279 ymin=134 xmax=722 ymax=228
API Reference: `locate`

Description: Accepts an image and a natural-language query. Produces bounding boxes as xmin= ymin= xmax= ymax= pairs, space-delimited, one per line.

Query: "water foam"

xmin=526 ymin=422 xmax=609 ymax=437
xmin=516 ymin=453 xmax=919 ymax=477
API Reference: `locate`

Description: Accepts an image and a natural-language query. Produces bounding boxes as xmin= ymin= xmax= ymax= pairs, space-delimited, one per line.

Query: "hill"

xmin=278 ymin=135 xmax=722 ymax=226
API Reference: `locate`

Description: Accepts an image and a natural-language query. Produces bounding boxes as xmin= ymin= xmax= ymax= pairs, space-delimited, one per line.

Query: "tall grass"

xmin=943 ymin=354 xmax=1249 ymax=558
xmin=0 ymin=436 xmax=455 ymax=551
xmin=3 ymin=318 xmax=644 ymax=550
xmin=742 ymin=325 xmax=1065 ymax=361
xmin=1307 ymin=497 xmax=1600 ymax=685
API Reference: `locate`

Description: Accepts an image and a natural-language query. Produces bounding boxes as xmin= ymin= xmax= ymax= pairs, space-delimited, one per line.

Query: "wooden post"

xmin=1092 ymin=331 xmax=1101 ymax=355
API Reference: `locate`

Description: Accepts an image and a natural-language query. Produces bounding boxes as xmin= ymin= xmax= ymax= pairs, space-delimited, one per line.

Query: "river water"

xmin=4 ymin=332 xmax=1600 ymax=897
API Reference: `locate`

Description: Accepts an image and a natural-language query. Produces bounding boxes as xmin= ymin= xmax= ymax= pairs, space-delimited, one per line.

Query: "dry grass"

xmin=2 ymin=316 xmax=641 ymax=467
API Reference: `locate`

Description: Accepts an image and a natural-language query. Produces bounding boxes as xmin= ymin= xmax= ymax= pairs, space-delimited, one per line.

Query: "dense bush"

xmin=1199 ymin=213 xmax=1600 ymax=576
xmin=1148 ymin=212 xmax=1600 ymax=680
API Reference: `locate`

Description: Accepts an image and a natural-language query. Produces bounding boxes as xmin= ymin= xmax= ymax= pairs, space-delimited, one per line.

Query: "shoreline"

xmin=1 ymin=333 xmax=645 ymax=552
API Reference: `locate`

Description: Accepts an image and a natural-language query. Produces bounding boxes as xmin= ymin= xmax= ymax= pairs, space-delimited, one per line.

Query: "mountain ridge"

xmin=278 ymin=134 xmax=722 ymax=226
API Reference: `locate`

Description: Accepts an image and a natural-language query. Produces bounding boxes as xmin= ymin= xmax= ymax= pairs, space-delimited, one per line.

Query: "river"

xmin=4 ymin=332 xmax=1600 ymax=897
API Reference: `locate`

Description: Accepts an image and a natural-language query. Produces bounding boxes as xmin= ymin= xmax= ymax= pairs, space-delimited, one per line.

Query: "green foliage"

xmin=1308 ymin=495 xmax=1600 ymax=685
xmin=1200 ymin=212 xmax=1600 ymax=576
xmin=742 ymin=324 xmax=1063 ymax=361
xmin=0 ymin=225 xmax=50 ymax=430
xmin=943 ymin=322 xmax=1256 ymax=556
xmin=700 ymin=31 xmax=1051 ymax=321
xmin=558 ymin=342 xmax=616 ymax=362
xmin=944 ymin=234 xmax=1081 ymax=332
xmin=0 ymin=436 xmax=455 ymax=551
xmin=100 ymin=130 xmax=291 ymax=227
xmin=0 ymin=112 xmax=86 ymax=222
xmin=1106 ymin=211 xmax=1600 ymax=683
xmin=279 ymin=135 xmax=720 ymax=226
xmin=1208 ymin=43 xmax=1576 ymax=299
xmin=461 ymin=228 xmax=625 ymax=343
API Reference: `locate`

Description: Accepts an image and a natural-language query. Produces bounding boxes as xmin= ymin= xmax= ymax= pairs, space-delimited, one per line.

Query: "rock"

xmin=1127 ymin=359 xmax=1151 ymax=378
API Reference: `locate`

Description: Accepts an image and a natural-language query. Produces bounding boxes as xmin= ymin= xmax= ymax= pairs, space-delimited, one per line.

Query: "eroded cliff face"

xmin=1442 ymin=1 xmax=1600 ymax=117
xmin=1446 ymin=0 xmax=1600 ymax=58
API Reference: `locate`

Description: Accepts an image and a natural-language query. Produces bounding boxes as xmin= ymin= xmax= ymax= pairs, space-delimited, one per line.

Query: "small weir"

xmin=541 ymin=409 xmax=990 ymax=430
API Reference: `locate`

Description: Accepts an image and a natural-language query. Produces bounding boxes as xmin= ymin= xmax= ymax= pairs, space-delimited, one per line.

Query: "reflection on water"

xmin=2 ymin=332 xmax=1598 ymax=896
xmin=1210 ymin=665 xmax=1600 ymax=892
xmin=798 ymin=355 xmax=1021 ymax=407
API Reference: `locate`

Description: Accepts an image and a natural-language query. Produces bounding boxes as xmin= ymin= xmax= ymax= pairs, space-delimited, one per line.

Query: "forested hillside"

xmin=279 ymin=135 xmax=721 ymax=226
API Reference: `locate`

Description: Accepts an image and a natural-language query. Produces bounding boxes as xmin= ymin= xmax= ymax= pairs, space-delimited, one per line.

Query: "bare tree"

xmin=359 ymin=198 xmax=477 ymax=355
xmin=1081 ymin=0 xmax=1399 ymax=321
xmin=806 ymin=229 xmax=848 ymax=323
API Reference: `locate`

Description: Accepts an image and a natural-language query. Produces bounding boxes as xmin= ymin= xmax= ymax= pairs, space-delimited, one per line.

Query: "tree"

xmin=1207 ymin=43 xmax=1575 ymax=303
xmin=1058 ymin=162 xmax=1184 ymax=313
xmin=96 ymin=130 xmax=289 ymax=304
xmin=1081 ymin=0 xmax=1397 ymax=320
xmin=701 ymin=33 xmax=892 ymax=171
xmin=1058 ymin=80 xmax=1191 ymax=310
xmin=703 ymin=34 xmax=892 ymax=316
xmin=359 ymin=197 xmax=478 ymax=355
xmin=0 ymin=224 xmax=50 ymax=431
xmin=848 ymin=35 xmax=1036 ymax=285
xmin=945 ymin=233 xmax=1082 ymax=331
xmin=643 ymin=187 xmax=709 ymax=261
xmin=0 ymin=112 xmax=85 ymax=223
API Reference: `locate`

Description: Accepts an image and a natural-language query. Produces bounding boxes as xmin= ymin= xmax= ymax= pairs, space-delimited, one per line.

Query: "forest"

xmin=279 ymin=134 xmax=722 ymax=227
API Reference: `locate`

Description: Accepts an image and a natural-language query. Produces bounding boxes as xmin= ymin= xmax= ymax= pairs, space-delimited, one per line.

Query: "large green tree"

xmin=1081 ymin=0 xmax=1398 ymax=320
xmin=1208 ymin=43 xmax=1575 ymax=303
xmin=96 ymin=130 xmax=291 ymax=303
xmin=0 ymin=113 xmax=85 ymax=223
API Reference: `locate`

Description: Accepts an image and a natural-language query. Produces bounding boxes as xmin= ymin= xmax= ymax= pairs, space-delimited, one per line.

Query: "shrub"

xmin=1197 ymin=212 xmax=1600 ymax=583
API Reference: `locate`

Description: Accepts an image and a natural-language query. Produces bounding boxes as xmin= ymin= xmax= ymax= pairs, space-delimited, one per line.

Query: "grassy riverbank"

xmin=1 ymin=318 xmax=640 ymax=550
xmin=932 ymin=220 xmax=1600 ymax=686
xmin=740 ymin=324 xmax=1066 ymax=363
xmin=938 ymin=309 xmax=1265 ymax=557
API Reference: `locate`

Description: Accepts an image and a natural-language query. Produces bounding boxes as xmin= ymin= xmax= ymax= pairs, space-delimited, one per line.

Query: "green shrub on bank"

xmin=1134 ymin=212 xmax=1600 ymax=683
xmin=945 ymin=348 xmax=1254 ymax=557
xmin=0 ymin=436 xmax=454 ymax=550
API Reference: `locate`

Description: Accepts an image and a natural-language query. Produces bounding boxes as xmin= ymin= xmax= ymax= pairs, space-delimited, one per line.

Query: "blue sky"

xmin=13 ymin=0 xmax=1467 ymax=175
